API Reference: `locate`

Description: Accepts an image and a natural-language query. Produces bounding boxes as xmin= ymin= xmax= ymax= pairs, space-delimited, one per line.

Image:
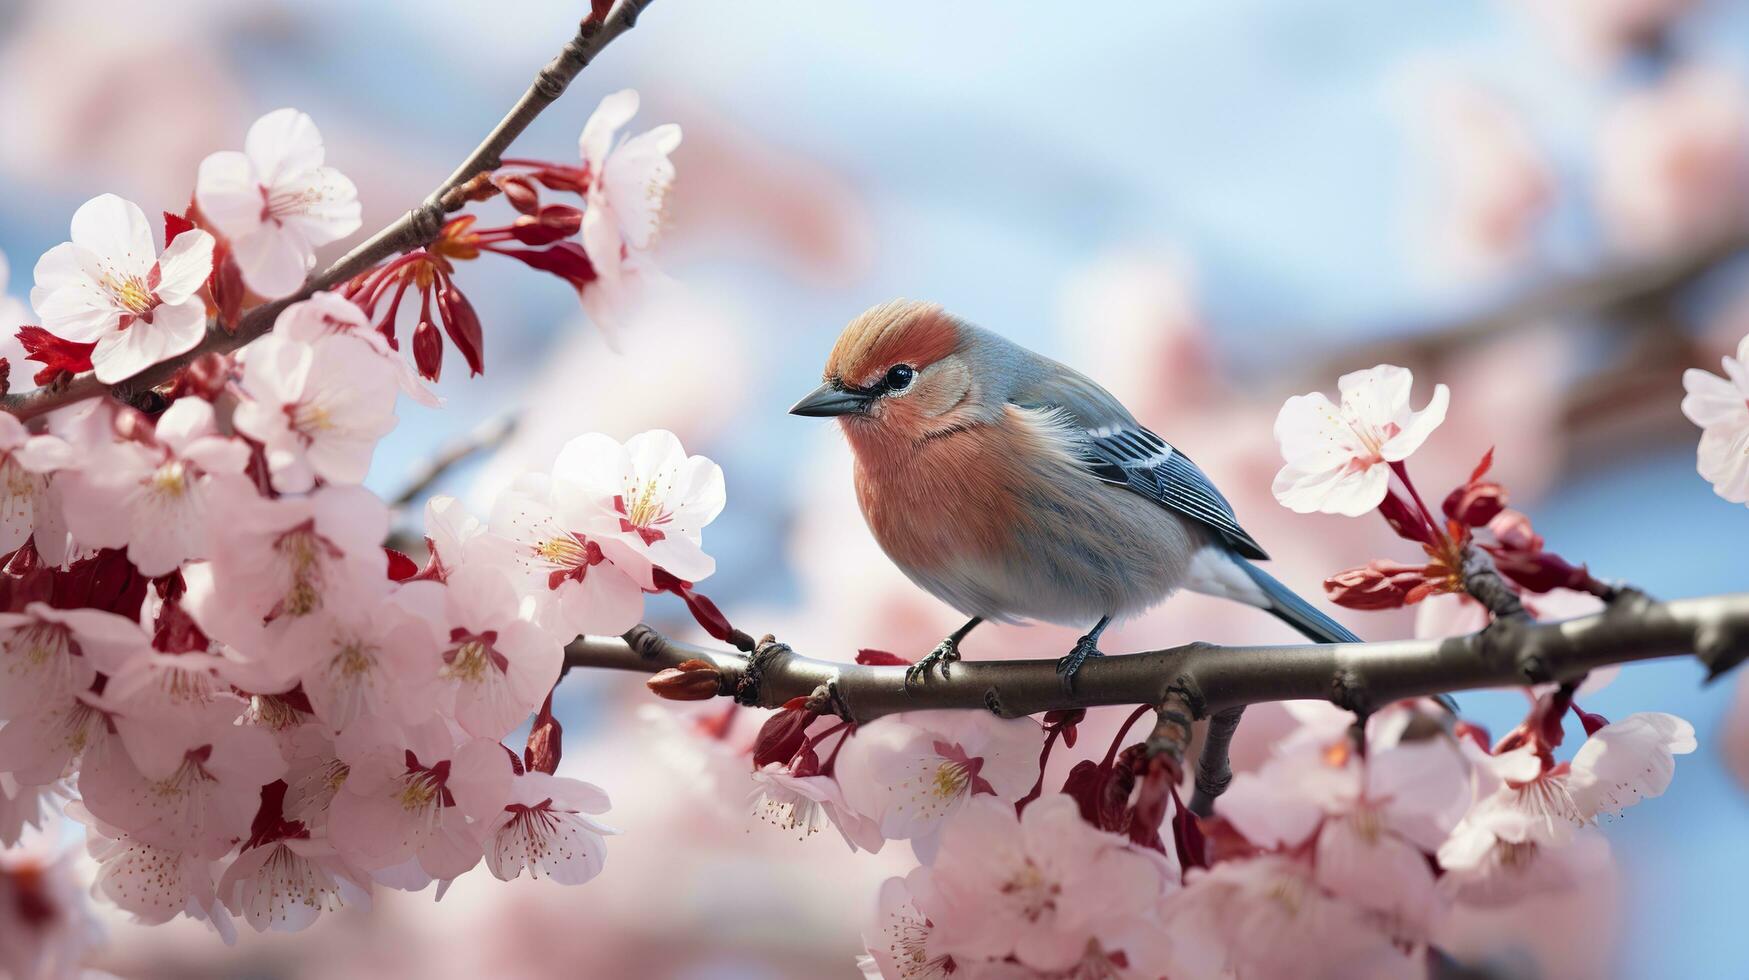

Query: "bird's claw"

xmin=904 ymin=641 xmax=962 ymax=689
xmin=1056 ymin=636 xmax=1104 ymax=692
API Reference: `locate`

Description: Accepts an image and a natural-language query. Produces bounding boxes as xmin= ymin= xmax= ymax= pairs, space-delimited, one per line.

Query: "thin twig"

xmin=389 ymin=414 xmax=518 ymax=509
xmin=568 ymin=591 xmax=1749 ymax=723
xmin=1187 ymin=706 xmax=1245 ymax=817
xmin=0 ymin=0 xmax=659 ymax=423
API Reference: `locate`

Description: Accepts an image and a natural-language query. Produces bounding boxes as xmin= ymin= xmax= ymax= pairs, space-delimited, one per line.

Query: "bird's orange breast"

xmin=849 ymin=414 xmax=1042 ymax=575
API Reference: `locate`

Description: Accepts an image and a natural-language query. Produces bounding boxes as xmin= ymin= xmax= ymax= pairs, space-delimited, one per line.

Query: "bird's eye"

xmin=884 ymin=364 xmax=916 ymax=391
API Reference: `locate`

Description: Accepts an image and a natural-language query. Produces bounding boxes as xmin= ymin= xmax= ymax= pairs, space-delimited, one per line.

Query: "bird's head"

xmin=789 ymin=300 xmax=990 ymax=448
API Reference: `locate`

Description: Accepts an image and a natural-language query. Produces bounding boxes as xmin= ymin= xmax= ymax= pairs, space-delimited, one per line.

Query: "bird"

xmin=788 ymin=298 xmax=1363 ymax=691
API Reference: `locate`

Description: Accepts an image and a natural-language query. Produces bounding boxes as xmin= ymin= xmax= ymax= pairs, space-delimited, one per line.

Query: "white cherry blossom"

xmin=551 ymin=429 xmax=725 ymax=587
xmin=578 ymin=89 xmax=681 ymax=338
xmin=1273 ymin=364 xmax=1451 ymax=516
xmin=196 ymin=108 xmax=362 ymax=299
xmin=0 ymin=412 xmax=72 ymax=555
xmin=1682 ymin=332 xmax=1749 ymax=504
xmin=29 ymin=194 xmax=214 ymax=383
xmin=232 ymin=329 xmax=399 ymax=493
xmin=483 ymin=770 xmax=615 ymax=885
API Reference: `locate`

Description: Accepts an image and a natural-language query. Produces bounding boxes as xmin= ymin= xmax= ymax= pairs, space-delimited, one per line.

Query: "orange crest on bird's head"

xmin=825 ymin=299 xmax=963 ymax=388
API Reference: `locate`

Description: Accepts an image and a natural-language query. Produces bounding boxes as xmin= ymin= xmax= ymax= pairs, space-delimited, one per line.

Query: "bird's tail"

xmin=1185 ymin=547 xmax=1359 ymax=643
xmin=1232 ymin=556 xmax=1360 ymax=643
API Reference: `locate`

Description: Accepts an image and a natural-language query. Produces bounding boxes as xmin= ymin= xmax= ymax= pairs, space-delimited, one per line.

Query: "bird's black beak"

xmin=789 ymin=380 xmax=872 ymax=418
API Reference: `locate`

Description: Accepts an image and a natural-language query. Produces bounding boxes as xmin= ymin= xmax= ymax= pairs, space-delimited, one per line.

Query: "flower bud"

xmin=1323 ymin=560 xmax=1430 ymax=610
xmin=1487 ymin=509 xmax=1544 ymax=553
xmin=1378 ymin=489 xmax=1435 ymax=544
xmin=508 ymin=205 xmax=584 ymax=246
xmin=1488 ymin=547 xmax=1591 ymax=594
xmin=496 ymin=174 xmax=540 ymax=214
xmin=646 ymin=660 xmax=723 ymax=701
xmin=752 ymin=703 xmax=816 ymax=769
xmin=436 ymin=286 xmax=484 ymax=376
xmin=412 ymin=317 xmax=443 ymax=382
xmin=1443 ymin=480 xmax=1507 ymax=528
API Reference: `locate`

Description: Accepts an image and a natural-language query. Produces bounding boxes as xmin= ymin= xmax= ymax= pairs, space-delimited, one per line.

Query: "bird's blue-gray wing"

xmin=1012 ymin=365 xmax=1270 ymax=561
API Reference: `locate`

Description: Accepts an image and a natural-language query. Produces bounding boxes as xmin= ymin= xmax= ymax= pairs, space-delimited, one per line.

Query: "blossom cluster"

xmin=0 ymin=89 xmax=708 ymax=964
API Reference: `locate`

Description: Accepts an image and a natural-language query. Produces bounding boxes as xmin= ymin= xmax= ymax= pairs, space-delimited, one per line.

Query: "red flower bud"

xmin=496 ymin=174 xmax=540 ymax=214
xmin=647 ymin=660 xmax=723 ymax=701
xmin=855 ymin=649 xmax=913 ymax=666
xmin=508 ymin=205 xmax=584 ymax=246
xmin=1061 ymin=759 xmax=1134 ymax=833
xmin=751 ymin=704 xmax=816 ymax=769
xmin=1488 ymin=547 xmax=1591 ymax=594
xmin=523 ymin=691 xmax=563 ymax=775
xmin=1323 ymin=560 xmax=1431 ymax=610
xmin=212 ymin=251 xmax=246 ymax=333
xmin=1443 ymin=480 xmax=1507 ymax=528
xmin=1043 ymin=708 xmax=1086 ymax=747
xmin=436 ymin=286 xmax=484 ymax=376
xmin=1378 ymin=489 xmax=1435 ymax=545
xmin=495 ymin=241 xmax=598 ymax=289
xmin=412 ymin=317 xmax=443 ymax=382
xmin=163 ymin=352 xmax=232 ymax=402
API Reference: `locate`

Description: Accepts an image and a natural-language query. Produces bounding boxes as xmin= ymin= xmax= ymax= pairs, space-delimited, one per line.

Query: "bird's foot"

xmin=1056 ymin=634 xmax=1105 ymax=692
xmin=904 ymin=638 xmax=963 ymax=688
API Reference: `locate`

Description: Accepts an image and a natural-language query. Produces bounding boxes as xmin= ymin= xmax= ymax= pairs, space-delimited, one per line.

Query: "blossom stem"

xmin=581 ymin=591 xmax=1749 ymax=723
xmin=1101 ymin=704 xmax=1155 ymax=768
xmin=1014 ymin=726 xmax=1064 ymax=814
xmin=1389 ymin=461 xmax=1443 ymax=544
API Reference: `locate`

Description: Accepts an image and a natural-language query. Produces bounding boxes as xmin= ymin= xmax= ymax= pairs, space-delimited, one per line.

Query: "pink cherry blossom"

xmin=0 ymin=602 xmax=145 ymax=723
xmin=484 ymin=770 xmax=615 ymax=885
xmin=1272 ymin=365 xmax=1450 ymax=516
xmin=1159 ymin=855 xmax=1418 ymax=980
xmin=0 ymin=833 xmax=103 ymax=980
xmin=181 ymin=484 xmax=390 ymax=666
xmin=329 ymin=722 xmax=511 ymax=883
xmin=1597 ymin=67 xmax=1749 ymax=253
xmin=915 ymin=795 xmax=1172 ymax=973
xmin=578 ymin=89 xmax=682 ymax=339
xmin=232 ymin=328 xmax=400 ymax=493
xmin=0 ymin=689 xmax=120 ymax=788
xmin=859 ymin=871 xmax=957 ymax=980
xmin=71 ymin=802 xmax=234 ymax=940
xmin=29 ymin=194 xmax=215 ymax=383
xmin=421 ymin=493 xmax=485 ymax=581
xmin=56 ymin=397 xmax=251 ymax=575
xmin=0 ymin=777 xmax=65 ymax=846
xmin=0 ymin=411 xmax=72 ymax=555
xmin=280 ymin=581 xmax=443 ymax=731
xmin=219 ymin=833 xmax=373 ymax=933
xmin=749 ymin=763 xmax=885 ymax=853
xmin=481 ymin=472 xmax=646 ymax=639
xmin=273 ymin=290 xmax=439 ymax=407
xmin=834 ymin=710 xmax=1040 ymax=850
xmin=436 ymin=564 xmax=563 ymax=740
xmin=1438 ymin=713 xmax=1695 ymax=903
xmin=196 ymin=108 xmax=362 ymax=299
xmin=550 ymin=429 xmax=726 ymax=588
xmin=1682 ymin=331 xmax=1749 ymax=504
xmin=79 ymin=698 xmax=286 ymax=859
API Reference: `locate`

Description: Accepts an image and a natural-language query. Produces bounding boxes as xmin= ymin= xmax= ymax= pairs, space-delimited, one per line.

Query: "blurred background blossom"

xmin=4 ymin=0 xmax=1749 ymax=976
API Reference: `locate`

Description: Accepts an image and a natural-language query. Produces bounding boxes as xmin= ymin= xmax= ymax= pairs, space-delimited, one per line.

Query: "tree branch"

xmin=388 ymin=414 xmax=517 ymax=510
xmin=0 ymin=0 xmax=658 ymax=423
xmin=566 ymin=591 xmax=1749 ymax=723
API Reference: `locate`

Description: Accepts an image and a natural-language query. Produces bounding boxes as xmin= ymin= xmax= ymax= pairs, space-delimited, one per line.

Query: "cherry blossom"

xmin=232 ymin=327 xmax=400 ymax=493
xmin=858 ymin=872 xmax=956 ymax=980
xmin=0 ymin=411 xmax=72 ymax=555
xmin=0 ymin=833 xmax=103 ymax=980
xmin=1438 ymin=713 xmax=1696 ymax=903
xmin=435 ymin=564 xmax=564 ymax=740
xmin=1159 ymin=854 xmax=1417 ymax=980
xmin=749 ymin=763 xmax=885 ymax=853
xmin=0 ymin=777 xmax=64 ymax=847
xmin=0 ymin=602 xmax=145 ymax=723
xmin=280 ymin=581 xmax=443 ymax=731
xmin=482 ymin=471 xmax=646 ymax=640
xmin=1272 ymin=365 xmax=1451 ymax=516
xmin=273 ymin=290 xmax=440 ymax=408
xmin=578 ymin=89 xmax=682 ymax=338
xmin=550 ymin=429 xmax=726 ymax=588
xmin=181 ymin=484 xmax=391 ymax=666
xmin=0 ymin=689 xmax=121 ymax=789
xmin=195 ymin=108 xmax=362 ymax=298
xmin=219 ymin=833 xmax=373 ymax=933
xmin=328 ymin=721 xmax=510 ymax=883
xmin=1682 ymin=331 xmax=1749 ymax=504
xmin=914 ymin=795 xmax=1173 ymax=974
xmin=56 ymin=397 xmax=251 ymax=575
xmin=421 ymin=494 xmax=486 ymax=581
xmin=483 ymin=770 xmax=615 ymax=885
xmin=71 ymin=802 xmax=234 ymax=940
xmin=29 ymin=194 xmax=215 ymax=383
xmin=79 ymin=698 xmax=286 ymax=859
xmin=834 ymin=710 xmax=1040 ymax=852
